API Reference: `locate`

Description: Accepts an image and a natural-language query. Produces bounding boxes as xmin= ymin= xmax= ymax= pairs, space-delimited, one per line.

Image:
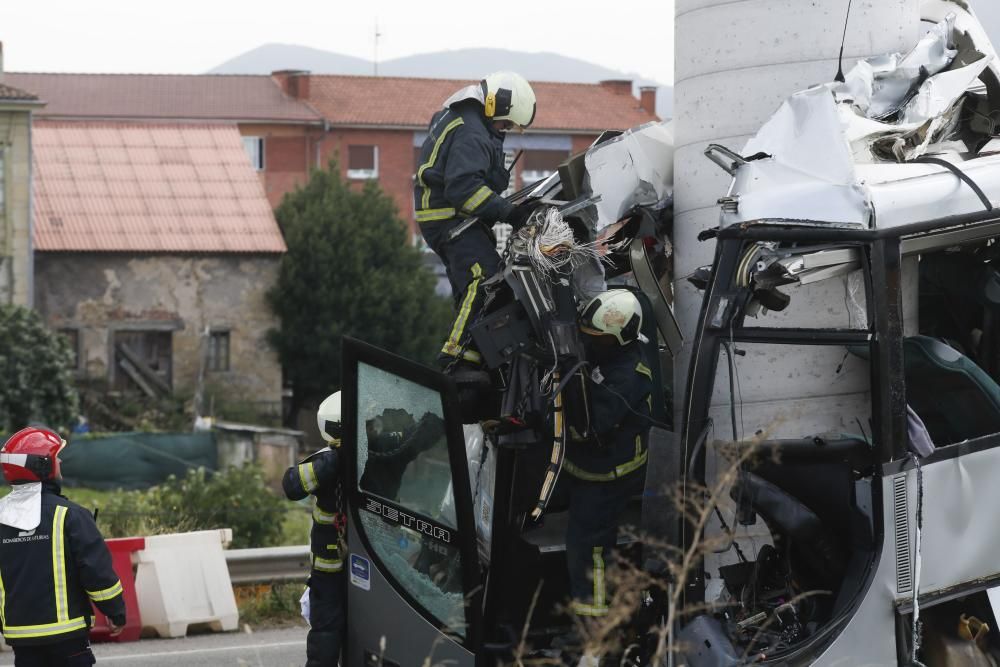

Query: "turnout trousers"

xmin=12 ymin=637 xmax=95 ymax=667
xmin=306 ymin=570 xmax=346 ymax=667
xmin=565 ymin=468 xmax=645 ymax=618
xmin=420 ymin=218 xmax=501 ymax=365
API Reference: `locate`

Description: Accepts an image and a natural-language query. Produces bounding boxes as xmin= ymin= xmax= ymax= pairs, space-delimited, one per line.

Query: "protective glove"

xmin=505 ymin=202 xmax=538 ymax=231
xmin=109 ymin=614 xmax=126 ymax=636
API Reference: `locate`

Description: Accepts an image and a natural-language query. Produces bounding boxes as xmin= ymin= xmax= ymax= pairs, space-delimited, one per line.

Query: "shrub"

xmin=98 ymin=464 xmax=287 ymax=548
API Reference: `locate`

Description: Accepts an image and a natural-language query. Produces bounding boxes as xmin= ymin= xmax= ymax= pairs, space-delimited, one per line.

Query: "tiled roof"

xmin=0 ymin=82 xmax=39 ymax=101
xmin=305 ymin=75 xmax=659 ymax=132
xmin=33 ymin=121 xmax=286 ymax=253
xmin=6 ymin=73 xmax=321 ymax=123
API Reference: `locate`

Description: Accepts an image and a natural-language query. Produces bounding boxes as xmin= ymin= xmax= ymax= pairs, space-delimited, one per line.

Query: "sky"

xmin=0 ymin=0 xmax=677 ymax=84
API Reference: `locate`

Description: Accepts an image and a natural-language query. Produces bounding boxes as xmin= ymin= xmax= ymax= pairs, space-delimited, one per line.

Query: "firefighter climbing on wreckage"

xmin=413 ymin=71 xmax=540 ymax=390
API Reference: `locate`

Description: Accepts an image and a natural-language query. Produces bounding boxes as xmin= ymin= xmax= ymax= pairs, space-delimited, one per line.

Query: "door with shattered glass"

xmin=342 ymin=338 xmax=480 ymax=667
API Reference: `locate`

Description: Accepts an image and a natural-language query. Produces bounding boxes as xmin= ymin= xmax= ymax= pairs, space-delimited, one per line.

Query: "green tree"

xmin=267 ymin=161 xmax=452 ymax=409
xmin=0 ymin=304 xmax=79 ymax=431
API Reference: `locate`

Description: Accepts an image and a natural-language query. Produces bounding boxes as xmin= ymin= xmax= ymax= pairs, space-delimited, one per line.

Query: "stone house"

xmin=31 ymin=121 xmax=286 ymax=416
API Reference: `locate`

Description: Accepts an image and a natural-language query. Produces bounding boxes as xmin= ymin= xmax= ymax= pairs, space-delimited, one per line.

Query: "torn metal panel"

xmin=842 ymin=14 xmax=957 ymax=122
xmin=581 ymin=121 xmax=674 ymax=232
xmin=714 ymin=1 xmax=1000 ymax=233
xmin=727 ymin=85 xmax=871 ymax=228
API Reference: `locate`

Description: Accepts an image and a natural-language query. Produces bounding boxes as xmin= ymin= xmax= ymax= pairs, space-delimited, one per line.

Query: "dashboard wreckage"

xmin=343 ymin=3 xmax=1000 ymax=665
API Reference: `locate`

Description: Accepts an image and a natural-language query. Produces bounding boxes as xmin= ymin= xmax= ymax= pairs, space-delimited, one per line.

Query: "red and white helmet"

xmin=1 ymin=427 xmax=66 ymax=484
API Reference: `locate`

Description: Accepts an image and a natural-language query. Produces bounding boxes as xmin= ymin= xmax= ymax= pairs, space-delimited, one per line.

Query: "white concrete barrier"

xmin=134 ymin=528 xmax=239 ymax=637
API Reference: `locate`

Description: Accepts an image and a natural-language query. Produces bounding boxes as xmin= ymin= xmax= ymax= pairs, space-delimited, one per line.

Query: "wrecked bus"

xmin=341 ymin=2 xmax=1000 ymax=664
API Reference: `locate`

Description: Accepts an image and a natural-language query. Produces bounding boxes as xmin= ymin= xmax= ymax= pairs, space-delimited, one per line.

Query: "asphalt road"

xmin=0 ymin=626 xmax=308 ymax=667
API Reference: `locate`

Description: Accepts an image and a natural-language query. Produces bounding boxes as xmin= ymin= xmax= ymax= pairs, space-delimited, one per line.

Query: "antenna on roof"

xmin=834 ymin=0 xmax=854 ymax=83
xmin=373 ymin=19 xmax=382 ymax=77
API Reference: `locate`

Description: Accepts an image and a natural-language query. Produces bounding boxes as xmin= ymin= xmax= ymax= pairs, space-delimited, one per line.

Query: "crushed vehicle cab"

xmin=341 ymin=121 xmax=678 ymax=666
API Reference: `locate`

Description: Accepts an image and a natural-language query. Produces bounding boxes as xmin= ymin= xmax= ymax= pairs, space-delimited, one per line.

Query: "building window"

xmin=521 ymin=149 xmax=567 ymax=185
xmin=242 ymin=136 xmax=265 ymax=171
xmin=113 ymin=330 xmax=173 ymax=393
xmin=0 ymin=146 xmax=5 ymax=213
xmin=208 ymin=330 xmax=231 ymax=372
xmin=348 ymin=145 xmax=378 ymax=180
xmin=59 ymin=328 xmax=80 ymax=370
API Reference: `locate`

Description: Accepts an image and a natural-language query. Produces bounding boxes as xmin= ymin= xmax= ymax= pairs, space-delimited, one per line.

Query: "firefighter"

xmin=413 ymin=71 xmax=538 ymax=379
xmin=282 ymin=392 xmax=346 ymax=667
xmin=564 ymin=290 xmax=654 ymax=664
xmin=0 ymin=427 xmax=126 ymax=666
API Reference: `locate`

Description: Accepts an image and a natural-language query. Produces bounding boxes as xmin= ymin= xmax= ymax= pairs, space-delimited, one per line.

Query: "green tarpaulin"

xmin=59 ymin=432 xmax=217 ymax=489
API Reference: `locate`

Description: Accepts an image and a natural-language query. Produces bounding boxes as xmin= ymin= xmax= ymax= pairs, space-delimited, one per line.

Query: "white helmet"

xmin=579 ymin=290 xmax=645 ymax=345
xmin=317 ymin=391 xmax=342 ymax=444
xmin=481 ymin=71 xmax=537 ymax=129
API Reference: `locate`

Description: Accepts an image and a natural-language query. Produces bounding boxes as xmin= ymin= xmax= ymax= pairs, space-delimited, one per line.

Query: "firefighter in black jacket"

xmin=414 ymin=71 xmax=538 ymax=376
xmin=0 ymin=427 xmax=126 ymax=666
xmin=564 ymin=291 xmax=653 ymax=664
xmin=283 ymin=392 xmax=346 ymax=667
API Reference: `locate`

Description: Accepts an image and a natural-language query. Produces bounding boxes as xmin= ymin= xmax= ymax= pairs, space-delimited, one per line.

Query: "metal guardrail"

xmin=225 ymin=545 xmax=311 ymax=584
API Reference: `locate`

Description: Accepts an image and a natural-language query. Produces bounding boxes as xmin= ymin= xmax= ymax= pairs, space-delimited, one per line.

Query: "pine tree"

xmin=267 ymin=161 xmax=452 ymax=409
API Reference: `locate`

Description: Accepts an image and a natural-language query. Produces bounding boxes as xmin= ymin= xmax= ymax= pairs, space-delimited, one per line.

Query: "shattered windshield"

xmin=355 ymin=362 xmax=466 ymax=637
xmin=356 ymin=362 xmax=454 ymax=524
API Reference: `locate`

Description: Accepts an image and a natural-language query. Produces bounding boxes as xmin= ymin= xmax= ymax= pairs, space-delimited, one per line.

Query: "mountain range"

xmin=209 ymin=44 xmax=674 ymax=118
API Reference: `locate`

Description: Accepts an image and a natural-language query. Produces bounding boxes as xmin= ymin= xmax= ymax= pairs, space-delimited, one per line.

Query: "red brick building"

xmin=10 ymin=72 xmax=660 ymax=237
xmin=272 ymin=72 xmax=660 ymax=236
xmin=5 ymin=73 xmax=324 ymax=207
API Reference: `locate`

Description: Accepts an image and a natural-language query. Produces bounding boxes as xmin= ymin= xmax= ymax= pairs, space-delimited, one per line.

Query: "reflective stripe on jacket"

xmin=0 ymin=486 xmax=125 ymax=646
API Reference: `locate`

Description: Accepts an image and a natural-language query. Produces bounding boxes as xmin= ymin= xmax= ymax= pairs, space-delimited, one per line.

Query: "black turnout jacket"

xmin=413 ymin=100 xmax=514 ymax=226
xmin=0 ymin=482 xmax=125 ymax=646
xmin=283 ymin=447 xmax=344 ymax=574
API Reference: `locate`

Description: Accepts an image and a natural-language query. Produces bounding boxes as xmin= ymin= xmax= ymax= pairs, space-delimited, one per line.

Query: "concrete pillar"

xmin=673 ymin=2 xmax=923 ymax=600
xmin=673 ymin=0 xmax=920 ymax=430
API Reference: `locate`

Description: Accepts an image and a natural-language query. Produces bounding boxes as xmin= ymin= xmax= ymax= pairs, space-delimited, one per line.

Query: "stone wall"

xmin=34 ymin=253 xmax=283 ymax=410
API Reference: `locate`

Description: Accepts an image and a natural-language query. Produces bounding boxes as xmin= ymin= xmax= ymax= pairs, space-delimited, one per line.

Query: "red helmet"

xmin=1 ymin=427 xmax=66 ymax=484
